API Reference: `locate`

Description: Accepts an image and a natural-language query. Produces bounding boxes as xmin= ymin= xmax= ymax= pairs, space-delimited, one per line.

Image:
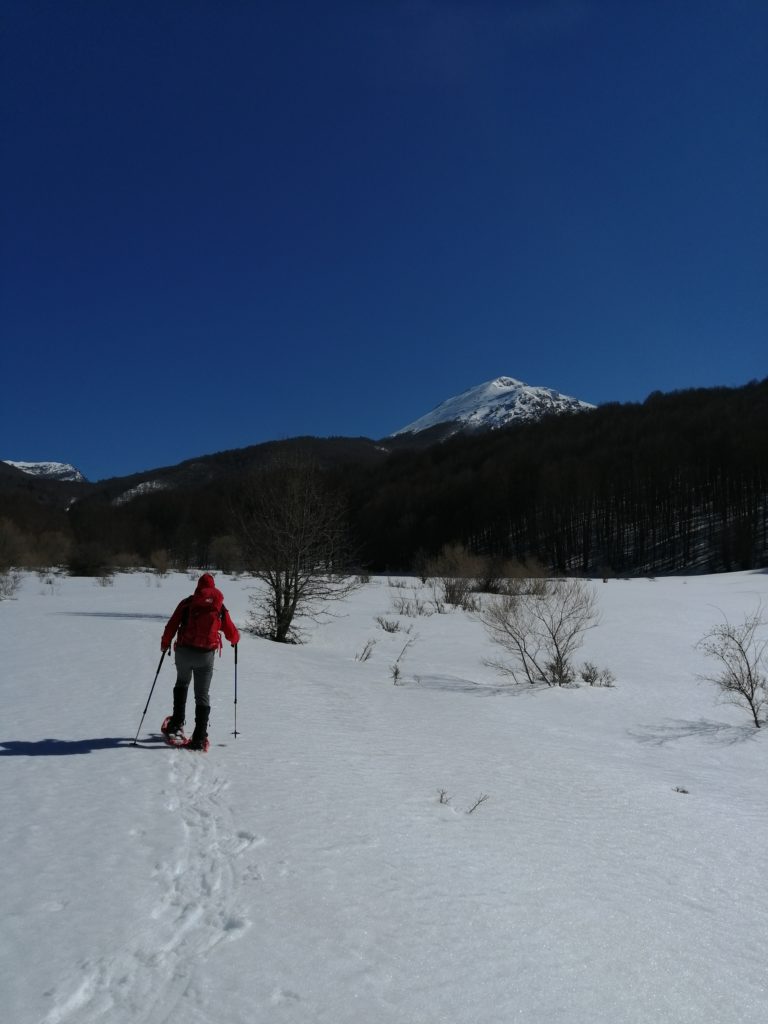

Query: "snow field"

xmin=1 ymin=570 xmax=767 ymax=1023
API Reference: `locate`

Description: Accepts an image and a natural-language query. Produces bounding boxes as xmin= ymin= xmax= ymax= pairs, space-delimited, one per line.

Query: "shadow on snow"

xmin=403 ymin=674 xmax=514 ymax=696
xmin=629 ymin=718 xmax=760 ymax=747
xmin=0 ymin=734 xmax=170 ymax=755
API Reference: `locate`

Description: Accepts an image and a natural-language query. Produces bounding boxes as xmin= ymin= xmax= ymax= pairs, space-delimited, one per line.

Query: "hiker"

xmin=160 ymin=573 xmax=240 ymax=749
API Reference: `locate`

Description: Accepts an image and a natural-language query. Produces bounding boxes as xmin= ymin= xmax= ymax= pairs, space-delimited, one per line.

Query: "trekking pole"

xmin=132 ymin=648 xmax=171 ymax=746
xmin=232 ymin=643 xmax=239 ymax=739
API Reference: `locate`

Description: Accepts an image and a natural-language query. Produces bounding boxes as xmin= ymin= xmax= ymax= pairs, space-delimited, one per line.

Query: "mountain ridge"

xmin=392 ymin=376 xmax=594 ymax=439
xmin=4 ymin=375 xmax=593 ymax=491
xmin=2 ymin=460 xmax=87 ymax=483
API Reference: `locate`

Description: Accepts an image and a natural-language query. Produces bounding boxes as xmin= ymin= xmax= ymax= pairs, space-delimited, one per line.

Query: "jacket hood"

xmin=196 ymin=573 xmax=216 ymax=592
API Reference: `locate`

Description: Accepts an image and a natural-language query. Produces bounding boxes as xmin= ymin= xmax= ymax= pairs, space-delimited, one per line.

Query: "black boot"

xmin=162 ymin=684 xmax=188 ymax=735
xmin=187 ymin=705 xmax=210 ymax=751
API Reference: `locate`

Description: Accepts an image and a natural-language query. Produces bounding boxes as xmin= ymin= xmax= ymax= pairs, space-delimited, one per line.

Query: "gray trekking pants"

xmin=174 ymin=646 xmax=216 ymax=709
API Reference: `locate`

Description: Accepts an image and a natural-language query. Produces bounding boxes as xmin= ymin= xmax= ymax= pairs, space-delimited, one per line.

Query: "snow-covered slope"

xmin=2 ymin=460 xmax=87 ymax=483
xmin=2 ymin=570 xmax=768 ymax=1024
xmin=112 ymin=479 xmax=172 ymax=505
xmin=393 ymin=376 xmax=595 ymax=437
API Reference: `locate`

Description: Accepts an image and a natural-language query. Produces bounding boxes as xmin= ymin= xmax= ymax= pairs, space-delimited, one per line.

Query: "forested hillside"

xmin=350 ymin=380 xmax=768 ymax=574
xmin=1 ymin=380 xmax=766 ymax=576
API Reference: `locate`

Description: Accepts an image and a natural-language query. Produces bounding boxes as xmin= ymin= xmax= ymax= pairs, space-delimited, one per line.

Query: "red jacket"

xmin=161 ymin=573 xmax=240 ymax=651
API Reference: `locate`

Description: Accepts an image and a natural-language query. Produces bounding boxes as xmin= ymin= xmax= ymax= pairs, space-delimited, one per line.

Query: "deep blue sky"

xmin=2 ymin=1 xmax=766 ymax=481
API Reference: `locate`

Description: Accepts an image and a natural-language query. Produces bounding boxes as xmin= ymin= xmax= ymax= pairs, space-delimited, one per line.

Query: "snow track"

xmin=41 ymin=754 xmax=263 ymax=1024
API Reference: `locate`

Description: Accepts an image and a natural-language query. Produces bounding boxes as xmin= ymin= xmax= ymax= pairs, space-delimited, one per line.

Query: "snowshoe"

xmin=184 ymin=706 xmax=210 ymax=752
xmin=161 ymin=716 xmax=187 ymax=747
xmin=184 ymin=733 xmax=210 ymax=753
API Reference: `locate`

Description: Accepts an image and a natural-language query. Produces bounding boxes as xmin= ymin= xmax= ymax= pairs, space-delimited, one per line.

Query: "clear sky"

xmin=2 ymin=1 xmax=766 ymax=482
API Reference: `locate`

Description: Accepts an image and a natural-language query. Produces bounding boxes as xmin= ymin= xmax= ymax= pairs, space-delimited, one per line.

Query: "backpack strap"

xmin=178 ymin=596 xmax=193 ymax=633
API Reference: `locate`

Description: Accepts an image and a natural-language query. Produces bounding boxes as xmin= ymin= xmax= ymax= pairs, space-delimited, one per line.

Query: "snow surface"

xmin=2 ymin=570 xmax=768 ymax=1024
xmin=2 ymin=460 xmax=87 ymax=483
xmin=393 ymin=377 xmax=595 ymax=437
xmin=112 ymin=480 xmax=171 ymax=506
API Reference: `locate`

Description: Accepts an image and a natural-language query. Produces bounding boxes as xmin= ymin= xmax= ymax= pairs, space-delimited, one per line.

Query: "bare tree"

xmin=696 ymin=606 xmax=768 ymax=728
xmin=477 ymin=577 xmax=599 ymax=686
xmin=231 ymin=459 xmax=361 ymax=643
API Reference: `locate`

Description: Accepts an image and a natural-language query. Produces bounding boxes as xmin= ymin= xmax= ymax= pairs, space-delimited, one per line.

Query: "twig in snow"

xmin=466 ymin=794 xmax=489 ymax=814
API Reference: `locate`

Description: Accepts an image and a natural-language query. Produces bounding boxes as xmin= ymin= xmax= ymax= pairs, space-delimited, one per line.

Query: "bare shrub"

xmin=388 ymin=577 xmax=409 ymax=590
xmin=112 ymin=551 xmax=141 ymax=570
xmin=477 ymin=578 xmax=599 ymax=686
xmin=150 ymin=548 xmax=171 ymax=576
xmin=0 ymin=570 xmax=22 ymax=599
xmin=391 ymin=636 xmax=417 ymax=685
xmin=477 ymin=558 xmax=547 ymax=595
xmin=580 ymin=661 xmax=616 ymax=687
xmin=355 ymin=638 xmax=377 ymax=662
xmin=231 ymin=458 xmax=361 ymax=643
xmin=427 ymin=544 xmax=481 ymax=610
xmin=0 ymin=518 xmax=27 ymax=570
xmin=501 ymin=565 xmax=550 ymax=597
xmin=26 ymin=530 xmax=72 ymax=570
xmin=209 ymin=534 xmax=243 ymax=574
xmin=376 ymin=616 xmax=400 ymax=633
xmin=696 ymin=606 xmax=767 ymax=728
xmin=441 ymin=576 xmax=476 ymax=609
xmin=466 ymin=794 xmax=490 ymax=815
xmin=392 ymin=590 xmax=432 ymax=617
xmin=425 ymin=543 xmax=486 ymax=581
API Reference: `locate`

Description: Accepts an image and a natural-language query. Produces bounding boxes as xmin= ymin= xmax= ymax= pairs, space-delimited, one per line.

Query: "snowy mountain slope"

xmin=112 ymin=479 xmax=172 ymax=505
xmin=2 ymin=570 xmax=768 ymax=1023
xmin=2 ymin=459 xmax=87 ymax=482
xmin=392 ymin=376 xmax=595 ymax=438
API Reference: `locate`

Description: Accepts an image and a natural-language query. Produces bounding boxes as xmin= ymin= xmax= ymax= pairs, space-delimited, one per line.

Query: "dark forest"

xmin=2 ymin=380 xmax=766 ymax=578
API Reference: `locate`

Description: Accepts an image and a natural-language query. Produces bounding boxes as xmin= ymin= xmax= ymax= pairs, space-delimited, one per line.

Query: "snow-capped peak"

xmin=392 ymin=376 xmax=595 ymax=438
xmin=2 ymin=460 xmax=88 ymax=483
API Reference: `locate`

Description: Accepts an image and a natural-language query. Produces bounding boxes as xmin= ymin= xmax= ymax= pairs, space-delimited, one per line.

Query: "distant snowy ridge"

xmin=393 ymin=376 xmax=595 ymax=437
xmin=112 ymin=479 xmax=171 ymax=505
xmin=2 ymin=460 xmax=87 ymax=483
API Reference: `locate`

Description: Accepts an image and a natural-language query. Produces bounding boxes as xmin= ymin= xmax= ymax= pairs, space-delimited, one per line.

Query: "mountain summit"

xmin=392 ymin=376 xmax=595 ymax=439
xmin=2 ymin=460 xmax=88 ymax=483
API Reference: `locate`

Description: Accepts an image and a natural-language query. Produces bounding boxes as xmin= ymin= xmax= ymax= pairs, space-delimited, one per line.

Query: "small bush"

xmin=391 ymin=636 xmax=417 ymax=684
xmin=150 ymin=549 xmax=171 ymax=575
xmin=209 ymin=535 xmax=243 ymax=574
xmin=696 ymin=606 xmax=767 ymax=728
xmin=441 ymin=577 xmax=476 ymax=609
xmin=466 ymin=794 xmax=490 ymax=815
xmin=388 ymin=577 xmax=409 ymax=590
xmin=355 ymin=638 xmax=377 ymax=662
xmin=425 ymin=543 xmax=486 ymax=582
xmin=392 ymin=591 xmax=432 ymax=617
xmin=0 ymin=570 xmax=22 ymax=600
xmin=580 ymin=661 xmax=616 ymax=687
xmin=477 ymin=577 xmax=600 ymax=687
